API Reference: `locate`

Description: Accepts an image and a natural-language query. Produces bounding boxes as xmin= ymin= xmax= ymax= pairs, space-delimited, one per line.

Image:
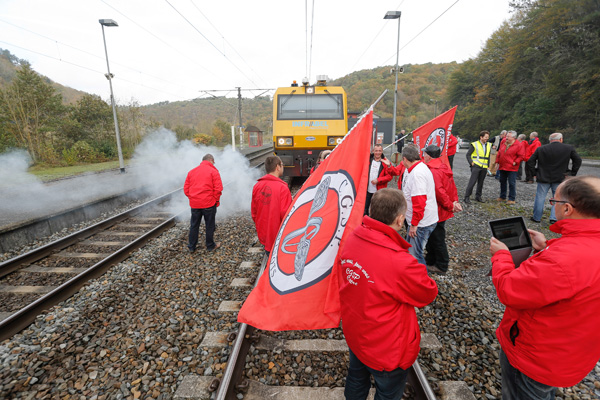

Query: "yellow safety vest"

xmin=471 ymin=140 xmax=491 ymax=168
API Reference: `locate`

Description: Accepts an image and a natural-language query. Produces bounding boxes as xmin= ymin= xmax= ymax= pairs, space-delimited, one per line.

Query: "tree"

xmin=0 ymin=63 xmax=65 ymax=162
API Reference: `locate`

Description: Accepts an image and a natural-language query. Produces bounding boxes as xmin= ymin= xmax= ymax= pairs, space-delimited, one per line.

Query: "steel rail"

xmin=0 ymin=213 xmax=178 ymax=342
xmin=0 ymin=147 xmax=273 ymax=341
xmin=0 ymin=187 xmax=182 ymax=279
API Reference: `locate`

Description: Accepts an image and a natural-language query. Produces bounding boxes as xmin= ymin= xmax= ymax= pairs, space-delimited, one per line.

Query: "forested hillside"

xmin=2 ymin=0 xmax=599 ymax=166
xmin=447 ymin=0 xmax=600 ymax=154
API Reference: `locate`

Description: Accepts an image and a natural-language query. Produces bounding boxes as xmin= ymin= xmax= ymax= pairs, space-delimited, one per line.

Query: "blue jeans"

xmin=499 ymin=170 xmax=517 ymax=201
xmin=407 ymin=223 xmax=437 ymax=265
xmin=500 ymin=349 xmax=556 ymax=400
xmin=345 ymin=349 xmax=408 ymax=400
xmin=532 ymin=182 xmax=560 ymax=222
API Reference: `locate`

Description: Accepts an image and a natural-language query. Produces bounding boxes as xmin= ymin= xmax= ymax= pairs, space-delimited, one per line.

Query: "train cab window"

xmin=278 ymin=94 xmax=343 ymax=120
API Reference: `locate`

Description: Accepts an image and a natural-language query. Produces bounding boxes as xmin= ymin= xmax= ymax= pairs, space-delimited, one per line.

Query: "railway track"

xmin=0 ymin=147 xmax=273 ymax=342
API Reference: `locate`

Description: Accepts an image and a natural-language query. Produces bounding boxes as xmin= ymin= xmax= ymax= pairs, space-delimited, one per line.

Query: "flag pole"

xmin=383 ymin=133 xmax=410 ymax=151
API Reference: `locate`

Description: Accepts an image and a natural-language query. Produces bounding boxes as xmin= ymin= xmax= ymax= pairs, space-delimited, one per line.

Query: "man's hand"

xmin=490 ymin=237 xmax=508 ymax=255
xmin=409 ymin=225 xmax=418 ymax=238
xmin=453 ymin=201 xmax=463 ymax=212
xmin=371 ymin=179 xmax=378 ymax=185
xmin=381 ymin=158 xmax=391 ymax=166
xmin=528 ymin=229 xmax=547 ymax=251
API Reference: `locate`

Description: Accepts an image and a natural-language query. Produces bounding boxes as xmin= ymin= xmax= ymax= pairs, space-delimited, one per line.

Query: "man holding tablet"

xmin=489 ymin=176 xmax=600 ymax=400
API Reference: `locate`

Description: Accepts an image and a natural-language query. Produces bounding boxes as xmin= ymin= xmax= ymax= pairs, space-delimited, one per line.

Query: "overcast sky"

xmin=0 ymin=0 xmax=512 ymax=105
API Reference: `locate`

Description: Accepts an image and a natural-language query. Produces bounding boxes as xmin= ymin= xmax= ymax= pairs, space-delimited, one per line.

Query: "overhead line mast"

xmin=200 ymin=87 xmax=274 ymax=148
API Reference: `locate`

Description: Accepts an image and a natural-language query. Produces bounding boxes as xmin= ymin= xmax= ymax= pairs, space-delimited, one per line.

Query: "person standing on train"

xmin=339 ymin=188 xmax=438 ymax=400
xmin=251 ymin=156 xmax=292 ymax=254
xmin=184 ymin=154 xmax=223 ymax=252
xmin=490 ymin=176 xmax=600 ymax=400
xmin=364 ymin=144 xmax=392 ymax=215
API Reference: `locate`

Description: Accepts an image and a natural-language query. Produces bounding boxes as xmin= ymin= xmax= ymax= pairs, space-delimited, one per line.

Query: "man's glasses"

xmin=549 ymin=198 xmax=569 ymax=206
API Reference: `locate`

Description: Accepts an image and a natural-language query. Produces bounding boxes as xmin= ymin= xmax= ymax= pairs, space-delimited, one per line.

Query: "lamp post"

xmin=430 ymin=98 xmax=438 ymax=118
xmin=99 ymin=19 xmax=125 ymax=173
xmin=384 ymin=11 xmax=401 ymax=157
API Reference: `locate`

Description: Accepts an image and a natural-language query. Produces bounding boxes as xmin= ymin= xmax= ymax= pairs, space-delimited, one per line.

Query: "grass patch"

xmin=28 ymin=160 xmax=130 ymax=182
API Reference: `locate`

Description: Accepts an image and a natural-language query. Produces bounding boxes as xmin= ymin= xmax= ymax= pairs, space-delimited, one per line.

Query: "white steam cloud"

xmin=0 ymin=128 xmax=262 ymax=229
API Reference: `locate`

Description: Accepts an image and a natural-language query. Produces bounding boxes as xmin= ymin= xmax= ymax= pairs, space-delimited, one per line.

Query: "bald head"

xmin=558 ymin=176 xmax=600 ymax=219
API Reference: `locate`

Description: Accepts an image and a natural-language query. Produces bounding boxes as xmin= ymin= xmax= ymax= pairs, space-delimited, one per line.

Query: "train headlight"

xmin=327 ymin=136 xmax=344 ymax=146
xmin=277 ymin=137 xmax=293 ymax=146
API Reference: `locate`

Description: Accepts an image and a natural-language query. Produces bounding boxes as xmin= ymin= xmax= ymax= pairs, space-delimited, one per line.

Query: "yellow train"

xmin=273 ymin=76 xmax=348 ymax=177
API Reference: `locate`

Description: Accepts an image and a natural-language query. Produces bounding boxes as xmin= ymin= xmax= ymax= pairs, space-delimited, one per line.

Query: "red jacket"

xmin=382 ymin=162 xmax=406 ymax=189
xmin=526 ymin=137 xmax=541 ymax=160
xmin=251 ymin=174 xmax=292 ymax=252
xmin=183 ymin=160 xmax=223 ymax=209
xmin=496 ymin=140 xmax=525 ymax=172
xmin=339 ymin=216 xmax=438 ymax=371
xmin=369 ymin=155 xmax=393 ymax=190
xmin=447 ymin=134 xmax=458 ymax=156
xmin=519 ymin=140 xmax=528 ymax=160
xmin=492 ymin=218 xmax=600 ymax=387
xmin=426 ymin=158 xmax=458 ymax=222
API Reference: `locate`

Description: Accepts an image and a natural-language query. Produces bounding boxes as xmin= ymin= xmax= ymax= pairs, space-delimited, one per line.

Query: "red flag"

xmin=238 ymin=111 xmax=374 ymax=330
xmin=412 ymin=106 xmax=457 ymax=167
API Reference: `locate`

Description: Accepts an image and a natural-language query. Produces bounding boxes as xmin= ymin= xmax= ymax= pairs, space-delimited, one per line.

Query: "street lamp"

xmin=99 ymin=19 xmax=125 ymax=173
xmin=384 ymin=11 xmax=401 ymax=157
xmin=430 ymin=98 xmax=438 ymax=118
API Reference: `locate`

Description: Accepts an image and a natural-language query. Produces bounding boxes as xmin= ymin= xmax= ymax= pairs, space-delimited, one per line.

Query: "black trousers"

xmin=464 ymin=165 xmax=487 ymax=200
xmin=364 ymin=191 xmax=375 ymax=215
xmin=448 ymin=154 xmax=455 ymax=170
xmin=188 ymin=205 xmax=217 ymax=251
xmin=525 ymin=162 xmax=536 ymax=182
xmin=425 ymin=220 xmax=449 ymax=271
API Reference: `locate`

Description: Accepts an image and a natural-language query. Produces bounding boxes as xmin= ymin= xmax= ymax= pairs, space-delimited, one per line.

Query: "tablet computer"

xmin=489 ymin=216 xmax=532 ymax=268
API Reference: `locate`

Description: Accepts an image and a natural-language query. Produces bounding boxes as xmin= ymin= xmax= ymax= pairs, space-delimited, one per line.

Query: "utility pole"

xmin=200 ymin=87 xmax=274 ymax=150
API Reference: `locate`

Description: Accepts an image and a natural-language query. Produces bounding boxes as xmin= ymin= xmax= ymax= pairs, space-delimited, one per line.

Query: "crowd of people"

xmin=182 ymin=128 xmax=597 ymax=400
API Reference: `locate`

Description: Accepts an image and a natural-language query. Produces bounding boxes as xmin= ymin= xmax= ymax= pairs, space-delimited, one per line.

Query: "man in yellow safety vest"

xmin=464 ymin=131 xmax=492 ymax=204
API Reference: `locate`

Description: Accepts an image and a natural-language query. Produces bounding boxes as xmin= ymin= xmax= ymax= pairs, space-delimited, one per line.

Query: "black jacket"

xmin=526 ymin=142 xmax=582 ymax=184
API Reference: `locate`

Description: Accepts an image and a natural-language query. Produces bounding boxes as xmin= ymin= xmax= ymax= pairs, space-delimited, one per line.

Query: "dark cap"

xmin=422 ymin=145 xmax=441 ymax=158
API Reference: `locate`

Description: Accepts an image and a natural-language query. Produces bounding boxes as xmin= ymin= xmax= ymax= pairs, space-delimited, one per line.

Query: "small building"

xmin=245 ymin=125 xmax=264 ymax=147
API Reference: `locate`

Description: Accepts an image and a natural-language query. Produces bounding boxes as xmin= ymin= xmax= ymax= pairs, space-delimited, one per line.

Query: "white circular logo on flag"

xmin=269 ymin=170 xmax=356 ymax=294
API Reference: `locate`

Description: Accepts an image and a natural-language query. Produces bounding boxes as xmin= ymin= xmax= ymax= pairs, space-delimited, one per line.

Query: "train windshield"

xmin=277 ymin=94 xmax=343 ymax=120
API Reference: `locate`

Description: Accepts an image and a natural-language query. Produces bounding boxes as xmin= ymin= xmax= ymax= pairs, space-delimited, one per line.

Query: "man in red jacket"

xmin=183 ymin=154 xmax=223 ymax=252
xmin=364 ymin=144 xmax=392 ymax=215
xmin=340 ymin=188 xmax=438 ymax=400
xmin=524 ymin=131 xmax=541 ymax=183
xmin=251 ymin=156 xmax=292 ymax=254
xmin=422 ymin=145 xmax=463 ymax=275
xmin=490 ymin=176 xmax=600 ymax=399
xmin=446 ymin=133 xmax=458 ymax=170
xmin=496 ymin=131 xmax=525 ymax=204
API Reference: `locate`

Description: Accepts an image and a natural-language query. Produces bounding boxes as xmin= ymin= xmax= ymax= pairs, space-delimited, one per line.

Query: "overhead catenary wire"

xmin=188 ymin=0 xmax=270 ymax=88
xmin=163 ymin=0 xmax=264 ymax=91
xmin=380 ymin=0 xmax=461 ymax=66
xmin=99 ymin=0 xmax=217 ymax=79
xmin=0 ymin=40 xmax=187 ymax=101
xmin=0 ymin=18 xmax=191 ymax=93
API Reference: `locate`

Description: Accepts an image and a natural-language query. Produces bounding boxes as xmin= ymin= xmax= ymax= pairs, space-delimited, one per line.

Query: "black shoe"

xmin=475 ymin=197 xmax=485 ymax=203
xmin=530 ymin=217 xmax=540 ymax=223
xmin=187 ymin=247 xmax=196 ymax=253
xmin=464 ymin=197 xmax=471 ymax=205
xmin=549 ymin=219 xmax=557 ymax=224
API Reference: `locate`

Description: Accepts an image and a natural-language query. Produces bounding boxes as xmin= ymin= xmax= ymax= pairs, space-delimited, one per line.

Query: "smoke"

xmin=130 ymin=127 xmax=261 ymax=219
xmin=0 ymin=128 xmax=261 ymax=229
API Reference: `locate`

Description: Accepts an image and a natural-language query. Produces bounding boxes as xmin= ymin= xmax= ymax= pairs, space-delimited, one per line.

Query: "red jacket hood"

xmin=354 ymin=215 xmax=411 ymax=251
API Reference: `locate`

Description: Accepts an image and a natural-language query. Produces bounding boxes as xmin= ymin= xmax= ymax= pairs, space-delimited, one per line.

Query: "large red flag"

xmin=412 ymin=106 xmax=457 ymax=167
xmin=238 ymin=111 xmax=374 ymax=330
